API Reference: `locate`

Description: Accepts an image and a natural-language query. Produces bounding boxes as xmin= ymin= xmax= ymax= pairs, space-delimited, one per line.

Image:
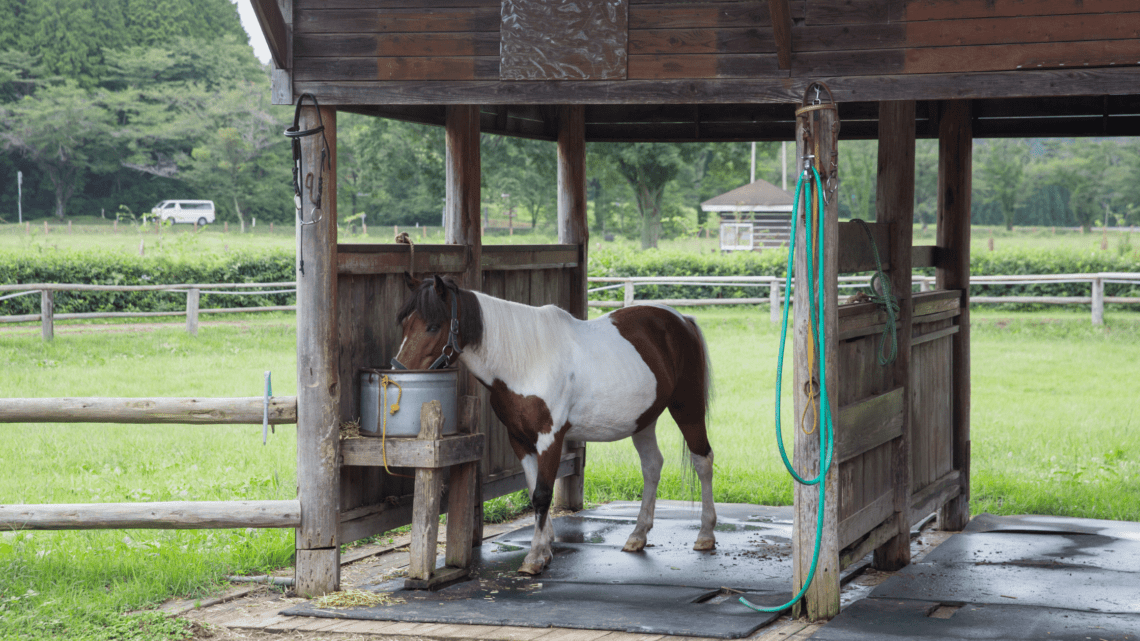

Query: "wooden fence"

xmin=2 ymin=273 xmax=1137 ymax=341
xmin=0 ymin=395 xmax=300 ymax=531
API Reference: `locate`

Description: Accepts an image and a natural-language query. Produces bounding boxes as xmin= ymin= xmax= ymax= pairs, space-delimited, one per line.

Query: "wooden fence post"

xmin=1092 ymin=276 xmax=1104 ymax=325
xmin=408 ymin=401 xmax=445 ymax=582
xmin=873 ymin=100 xmax=915 ymax=571
xmin=935 ymin=100 xmax=973 ymax=532
xmin=294 ymin=104 xmax=340 ymax=597
xmin=186 ymin=288 xmax=200 ymax=337
xmin=445 ymin=104 xmax=485 ymax=545
xmin=792 ymin=88 xmax=840 ymax=621
xmin=554 ymin=104 xmax=588 ymax=511
xmin=40 ymin=290 xmax=53 ymax=342
xmin=770 ymin=280 xmax=781 ymax=323
xmin=623 ymin=281 xmax=635 ymax=308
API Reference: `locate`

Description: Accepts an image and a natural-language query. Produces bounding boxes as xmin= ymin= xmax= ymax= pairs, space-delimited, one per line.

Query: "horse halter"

xmin=390 ymin=292 xmax=463 ymax=371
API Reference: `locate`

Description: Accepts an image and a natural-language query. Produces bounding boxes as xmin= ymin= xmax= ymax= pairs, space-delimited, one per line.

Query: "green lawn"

xmin=0 ymin=306 xmax=1138 ymax=639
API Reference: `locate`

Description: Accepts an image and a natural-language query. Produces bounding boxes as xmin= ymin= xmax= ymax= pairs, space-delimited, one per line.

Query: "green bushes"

xmin=0 ymin=249 xmax=295 ymax=316
xmin=589 ymin=245 xmax=1140 ymax=304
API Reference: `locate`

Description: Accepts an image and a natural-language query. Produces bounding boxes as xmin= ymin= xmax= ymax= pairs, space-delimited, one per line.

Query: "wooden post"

xmin=623 ymin=281 xmax=635 ymax=308
xmin=554 ymin=104 xmax=588 ymax=511
xmin=792 ymin=91 xmax=840 ymax=621
xmin=935 ymin=100 xmax=972 ymax=532
xmin=1091 ymin=277 xmax=1104 ymax=325
xmin=40 ymin=290 xmax=53 ymax=342
xmin=408 ymin=401 xmax=445 ymax=582
xmin=44 ymin=220 xmax=49 ymax=235
xmin=445 ymin=105 xmax=485 ymax=545
xmin=770 ymin=280 xmax=781 ymax=323
xmin=872 ymin=100 xmax=915 ymax=571
xmin=294 ymin=105 xmax=340 ymax=597
xmin=445 ymin=396 xmax=480 ymax=570
xmin=186 ymin=288 xmax=200 ymax=337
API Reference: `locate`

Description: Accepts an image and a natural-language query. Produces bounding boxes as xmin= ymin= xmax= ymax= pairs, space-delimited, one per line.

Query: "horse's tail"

xmin=684 ymin=314 xmax=714 ymax=417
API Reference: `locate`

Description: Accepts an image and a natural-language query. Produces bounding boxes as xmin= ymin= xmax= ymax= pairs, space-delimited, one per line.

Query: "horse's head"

xmin=394 ymin=274 xmax=482 ymax=370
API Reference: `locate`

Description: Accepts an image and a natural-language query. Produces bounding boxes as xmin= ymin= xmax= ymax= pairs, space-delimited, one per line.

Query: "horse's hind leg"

xmin=675 ymin=416 xmax=716 ymax=551
xmin=623 ymin=421 xmax=663 ymax=553
xmin=689 ymin=445 xmax=716 ymax=551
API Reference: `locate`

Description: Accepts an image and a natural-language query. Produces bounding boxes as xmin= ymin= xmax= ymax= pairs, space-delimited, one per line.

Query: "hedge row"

xmin=2 ymin=246 xmax=1137 ymax=316
xmin=589 ymin=246 xmax=1140 ymax=302
xmin=0 ymin=249 xmax=296 ymax=316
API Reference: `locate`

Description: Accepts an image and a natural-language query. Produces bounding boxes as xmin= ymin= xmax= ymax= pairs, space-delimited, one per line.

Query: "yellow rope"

xmin=800 ymin=132 xmax=823 ymax=437
xmin=379 ymin=375 xmax=414 ymax=478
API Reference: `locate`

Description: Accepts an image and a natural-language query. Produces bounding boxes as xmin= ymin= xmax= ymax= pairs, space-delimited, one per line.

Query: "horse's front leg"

xmin=518 ymin=430 xmax=567 ymax=576
xmin=623 ymin=421 xmax=663 ymax=552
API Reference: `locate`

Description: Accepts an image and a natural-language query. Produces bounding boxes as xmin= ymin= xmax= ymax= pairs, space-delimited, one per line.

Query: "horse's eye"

xmin=426 ymin=324 xmax=441 ymax=333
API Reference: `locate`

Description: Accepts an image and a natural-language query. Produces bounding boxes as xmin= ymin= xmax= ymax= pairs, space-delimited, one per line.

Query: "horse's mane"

xmin=396 ymin=277 xmax=484 ymax=349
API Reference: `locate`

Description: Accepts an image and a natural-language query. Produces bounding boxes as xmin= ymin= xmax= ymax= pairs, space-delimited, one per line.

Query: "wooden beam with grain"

xmin=935 ymin=100 xmax=973 ymax=532
xmin=768 ymin=0 xmax=794 ymax=70
xmin=251 ymin=0 xmax=290 ymax=70
xmin=0 ymin=397 xmax=297 ymax=425
xmin=0 ymin=500 xmax=301 ymax=531
xmin=294 ymin=104 xmax=340 ymax=597
xmin=872 ymin=99 xmax=915 ymax=572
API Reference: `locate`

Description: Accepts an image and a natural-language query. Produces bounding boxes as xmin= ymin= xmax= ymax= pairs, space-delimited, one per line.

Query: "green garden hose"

xmin=740 ymin=165 xmax=835 ymax=614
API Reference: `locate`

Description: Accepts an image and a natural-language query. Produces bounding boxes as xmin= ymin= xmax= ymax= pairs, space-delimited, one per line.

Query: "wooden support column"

xmin=935 ymin=100 xmax=972 ymax=532
xmin=445 ymin=105 xmax=485 ymax=544
xmin=186 ymin=288 xmax=200 ymax=337
xmin=554 ymin=105 xmax=588 ymax=511
xmin=872 ymin=100 xmax=915 ymax=571
xmin=295 ymin=105 xmax=339 ymax=597
xmin=792 ymin=92 xmax=840 ymax=621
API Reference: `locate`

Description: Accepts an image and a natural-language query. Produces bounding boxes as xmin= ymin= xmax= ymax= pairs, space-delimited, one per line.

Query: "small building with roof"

xmin=702 ymin=179 xmax=794 ymax=251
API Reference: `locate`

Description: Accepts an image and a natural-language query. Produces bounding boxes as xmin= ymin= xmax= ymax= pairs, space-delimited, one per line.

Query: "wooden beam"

xmin=768 ymin=0 xmax=795 ymax=70
xmin=872 ymin=99 xmax=915 ymax=572
xmin=340 ymin=433 xmax=484 ymax=468
xmin=792 ymin=86 xmax=840 ymax=621
xmin=935 ymin=100 xmax=972 ymax=532
xmin=0 ymin=500 xmax=301 ymax=531
xmin=293 ymin=67 xmax=1140 ymax=106
xmin=838 ymin=490 xmax=893 ymax=550
xmin=554 ymin=104 xmax=588 ymax=511
xmin=0 ymin=397 xmax=297 ymax=425
xmin=295 ymin=105 xmax=340 ymax=597
xmin=251 ymin=0 xmax=290 ymax=70
xmin=408 ymin=401 xmax=445 ymax=583
xmin=444 ymin=104 xmax=484 ymax=546
xmin=837 ymin=221 xmax=891 ymax=274
xmin=835 ymin=388 xmax=905 ymax=464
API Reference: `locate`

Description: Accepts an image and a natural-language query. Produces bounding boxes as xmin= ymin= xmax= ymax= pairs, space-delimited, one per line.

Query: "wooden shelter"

xmin=251 ymin=0 xmax=1140 ymax=620
xmin=703 ymin=179 xmax=794 ymax=250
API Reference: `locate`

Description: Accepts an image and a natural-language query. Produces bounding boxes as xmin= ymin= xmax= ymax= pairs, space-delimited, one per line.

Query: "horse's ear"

xmin=433 ymin=275 xmax=447 ymax=298
xmin=404 ymin=272 xmax=421 ymax=291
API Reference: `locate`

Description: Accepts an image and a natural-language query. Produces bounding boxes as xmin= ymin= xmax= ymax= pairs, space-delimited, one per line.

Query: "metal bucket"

xmin=359 ymin=369 xmax=458 ymax=437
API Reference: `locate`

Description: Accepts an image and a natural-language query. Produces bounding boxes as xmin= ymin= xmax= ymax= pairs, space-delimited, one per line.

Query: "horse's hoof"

xmin=622 ymin=537 xmax=647 ymax=553
xmin=518 ymin=562 xmax=544 ymax=576
xmin=693 ymin=537 xmax=716 ymax=551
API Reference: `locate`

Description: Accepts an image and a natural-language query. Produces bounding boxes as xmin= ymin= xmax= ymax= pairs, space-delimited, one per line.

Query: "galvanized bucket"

xmin=359 ymin=369 xmax=458 ymax=437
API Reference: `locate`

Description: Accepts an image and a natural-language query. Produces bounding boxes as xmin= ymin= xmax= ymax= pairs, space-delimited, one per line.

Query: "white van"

xmin=150 ymin=200 xmax=216 ymax=225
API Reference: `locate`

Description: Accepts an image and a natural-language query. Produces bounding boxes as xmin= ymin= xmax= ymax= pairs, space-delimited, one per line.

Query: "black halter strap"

xmin=390 ymin=291 xmax=462 ymax=371
xmin=284 ymin=93 xmax=330 ymax=276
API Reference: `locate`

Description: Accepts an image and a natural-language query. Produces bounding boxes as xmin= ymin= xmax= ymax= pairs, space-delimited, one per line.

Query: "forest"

xmin=2 ymin=0 xmax=1139 ymax=248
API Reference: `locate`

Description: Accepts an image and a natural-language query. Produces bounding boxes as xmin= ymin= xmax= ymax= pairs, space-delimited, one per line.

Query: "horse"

xmin=394 ymin=274 xmax=716 ymax=576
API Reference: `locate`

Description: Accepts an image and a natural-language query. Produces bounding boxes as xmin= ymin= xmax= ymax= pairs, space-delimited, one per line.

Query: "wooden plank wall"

xmin=291 ymin=0 xmax=1140 ymax=85
xmin=333 ymin=245 xmax=576 ymax=543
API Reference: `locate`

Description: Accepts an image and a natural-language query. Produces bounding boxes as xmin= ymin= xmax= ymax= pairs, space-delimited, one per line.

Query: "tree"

xmin=976 ymin=139 xmax=1027 ymax=230
xmin=1025 ymin=139 xmax=1114 ymax=233
xmin=913 ymin=139 xmax=938 ymax=230
xmin=592 ymin=143 xmax=698 ymax=248
xmin=180 ymin=81 xmax=292 ymax=228
xmin=0 ymin=81 xmax=115 ymax=218
xmin=346 ymin=117 xmax=446 ymax=226
xmin=839 ymin=140 xmax=877 ymax=220
xmin=483 ymin=135 xmax=557 ymax=231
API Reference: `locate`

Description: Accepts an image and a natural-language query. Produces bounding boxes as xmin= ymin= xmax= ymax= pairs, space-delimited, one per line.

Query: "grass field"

xmin=1 ymin=305 xmax=1138 ymax=639
xmin=2 ymin=217 xmax=1137 ymax=261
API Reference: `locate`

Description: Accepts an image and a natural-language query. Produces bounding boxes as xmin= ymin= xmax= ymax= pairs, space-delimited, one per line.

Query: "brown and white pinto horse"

xmin=395 ymin=275 xmax=716 ymax=576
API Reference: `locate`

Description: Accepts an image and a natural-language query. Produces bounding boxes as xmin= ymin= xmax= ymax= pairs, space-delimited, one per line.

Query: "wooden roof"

xmin=253 ymin=0 xmax=1140 ymax=141
xmin=702 ymin=179 xmax=794 ymax=212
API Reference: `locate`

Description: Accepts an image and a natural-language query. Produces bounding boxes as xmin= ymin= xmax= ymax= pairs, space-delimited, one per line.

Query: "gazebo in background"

xmin=703 ymin=178 xmax=794 ymax=251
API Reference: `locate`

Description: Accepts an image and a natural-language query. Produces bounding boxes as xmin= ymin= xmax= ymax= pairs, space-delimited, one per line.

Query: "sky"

xmin=235 ymin=0 xmax=272 ymax=65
